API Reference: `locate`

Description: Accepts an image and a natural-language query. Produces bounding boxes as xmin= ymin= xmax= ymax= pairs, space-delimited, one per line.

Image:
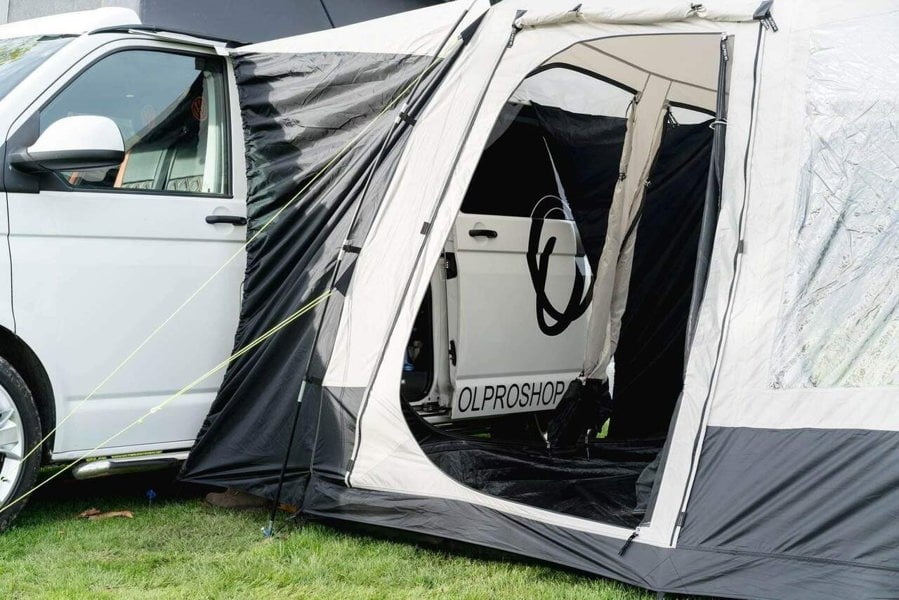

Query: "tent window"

xmin=772 ymin=16 xmax=899 ymax=389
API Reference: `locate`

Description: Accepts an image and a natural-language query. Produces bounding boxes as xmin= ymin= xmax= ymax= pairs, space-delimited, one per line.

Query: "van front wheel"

xmin=0 ymin=358 xmax=41 ymax=532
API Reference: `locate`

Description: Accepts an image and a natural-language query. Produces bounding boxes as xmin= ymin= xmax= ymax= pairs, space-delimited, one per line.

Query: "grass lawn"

xmin=0 ymin=469 xmax=663 ymax=599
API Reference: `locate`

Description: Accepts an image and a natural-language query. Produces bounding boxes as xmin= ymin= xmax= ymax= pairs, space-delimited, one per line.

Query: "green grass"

xmin=0 ymin=470 xmax=659 ymax=600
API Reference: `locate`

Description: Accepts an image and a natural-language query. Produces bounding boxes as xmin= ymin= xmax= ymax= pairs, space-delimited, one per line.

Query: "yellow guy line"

xmin=0 ymin=289 xmax=332 ymax=515
xmin=16 ymin=46 xmax=455 ymax=467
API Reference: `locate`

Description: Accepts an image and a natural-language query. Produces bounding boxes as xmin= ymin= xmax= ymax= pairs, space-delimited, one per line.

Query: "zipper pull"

xmin=618 ymin=529 xmax=639 ymax=556
xmin=509 ymin=9 xmax=528 ymax=47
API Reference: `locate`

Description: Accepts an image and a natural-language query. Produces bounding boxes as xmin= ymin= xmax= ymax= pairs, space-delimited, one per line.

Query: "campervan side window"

xmin=40 ymin=50 xmax=230 ymax=196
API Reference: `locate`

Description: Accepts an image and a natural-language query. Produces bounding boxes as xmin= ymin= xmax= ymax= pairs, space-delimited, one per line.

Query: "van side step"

xmin=71 ymin=451 xmax=189 ymax=480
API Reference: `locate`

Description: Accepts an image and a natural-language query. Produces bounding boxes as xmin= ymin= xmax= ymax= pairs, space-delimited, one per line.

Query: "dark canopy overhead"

xmin=139 ymin=0 xmax=445 ymax=43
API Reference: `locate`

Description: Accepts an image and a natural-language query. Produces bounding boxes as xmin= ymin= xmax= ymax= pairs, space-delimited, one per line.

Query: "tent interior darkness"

xmin=402 ymin=33 xmax=722 ymax=527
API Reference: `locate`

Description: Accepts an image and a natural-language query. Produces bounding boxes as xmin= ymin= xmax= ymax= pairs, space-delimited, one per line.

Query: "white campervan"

xmin=0 ymin=9 xmax=249 ymax=528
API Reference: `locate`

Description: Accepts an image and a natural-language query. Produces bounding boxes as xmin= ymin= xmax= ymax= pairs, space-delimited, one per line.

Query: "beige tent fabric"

xmin=548 ymin=34 xmax=721 ymax=110
xmin=582 ymin=73 xmax=672 ymax=379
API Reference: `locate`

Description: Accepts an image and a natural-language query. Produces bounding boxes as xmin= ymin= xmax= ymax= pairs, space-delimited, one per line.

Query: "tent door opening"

xmin=401 ymin=32 xmax=727 ymax=528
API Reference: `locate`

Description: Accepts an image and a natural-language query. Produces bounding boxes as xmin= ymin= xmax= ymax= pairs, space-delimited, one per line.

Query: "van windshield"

xmin=0 ymin=35 xmax=71 ymax=101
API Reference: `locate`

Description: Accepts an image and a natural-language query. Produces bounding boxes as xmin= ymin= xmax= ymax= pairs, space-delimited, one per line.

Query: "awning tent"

xmin=181 ymin=1 xmax=899 ymax=597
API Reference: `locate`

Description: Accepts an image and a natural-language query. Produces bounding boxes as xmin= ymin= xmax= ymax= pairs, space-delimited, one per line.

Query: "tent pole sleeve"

xmin=670 ymin=23 xmax=766 ymax=548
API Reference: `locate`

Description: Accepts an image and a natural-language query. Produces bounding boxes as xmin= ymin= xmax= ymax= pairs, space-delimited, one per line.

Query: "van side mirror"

xmin=10 ymin=115 xmax=124 ymax=173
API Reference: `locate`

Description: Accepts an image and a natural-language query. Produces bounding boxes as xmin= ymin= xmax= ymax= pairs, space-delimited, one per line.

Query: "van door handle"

xmin=206 ymin=215 xmax=247 ymax=226
xmin=468 ymin=228 xmax=497 ymax=238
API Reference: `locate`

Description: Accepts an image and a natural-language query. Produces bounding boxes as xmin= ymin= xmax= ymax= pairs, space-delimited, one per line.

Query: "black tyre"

xmin=0 ymin=358 xmax=42 ymax=532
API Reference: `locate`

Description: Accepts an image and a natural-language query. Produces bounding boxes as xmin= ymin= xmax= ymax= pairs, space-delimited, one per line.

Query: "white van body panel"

xmin=446 ymin=213 xmax=590 ymax=419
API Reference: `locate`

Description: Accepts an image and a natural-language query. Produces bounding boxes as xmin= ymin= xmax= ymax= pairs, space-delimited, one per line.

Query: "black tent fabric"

xmin=180 ymin=51 xmax=433 ymax=503
xmin=531 ymin=103 xmax=628 ymax=271
xmin=139 ymin=0 xmax=444 ymax=44
xmin=609 ymin=118 xmax=714 ymax=439
xmin=404 ymin=401 xmax=660 ymax=528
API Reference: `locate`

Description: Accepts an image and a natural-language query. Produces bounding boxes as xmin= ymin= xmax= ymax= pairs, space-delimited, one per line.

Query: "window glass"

xmin=40 ymin=50 xmax=229 ymax=195
xmin=0 ymin=36 xmax=71 ymax=101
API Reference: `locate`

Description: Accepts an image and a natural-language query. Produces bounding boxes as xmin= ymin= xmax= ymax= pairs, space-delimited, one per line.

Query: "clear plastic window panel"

xmin=772 ymin=15 xmax=899 ymax=389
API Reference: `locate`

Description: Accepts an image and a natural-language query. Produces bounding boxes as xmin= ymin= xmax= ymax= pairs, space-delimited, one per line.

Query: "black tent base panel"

xmin=404 ymin=393 xmax=662 ymax=529
xmin=301 ymin=512 xmax=586 ymax=574
xmin=300 ymin=475 xmax=899 ymax=600
xmin=417 ymin=438 xmax=660 ymax=528
xmin=298 ymin=514 xmax=710 ymax=600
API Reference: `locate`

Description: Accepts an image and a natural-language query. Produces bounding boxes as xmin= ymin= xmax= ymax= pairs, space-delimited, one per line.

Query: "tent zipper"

xmin=618 ymin=529 xmax=639 ymax=556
